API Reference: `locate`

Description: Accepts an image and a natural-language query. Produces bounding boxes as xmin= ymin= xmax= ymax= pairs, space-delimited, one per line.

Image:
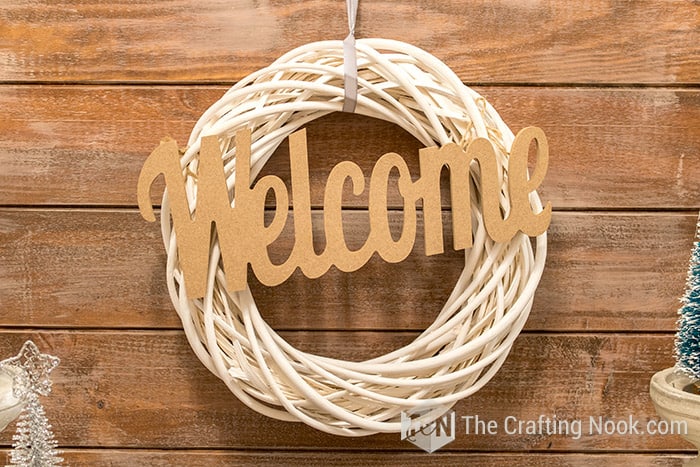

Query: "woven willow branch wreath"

xmin=159 ymin=38 xmax=547 ymax=436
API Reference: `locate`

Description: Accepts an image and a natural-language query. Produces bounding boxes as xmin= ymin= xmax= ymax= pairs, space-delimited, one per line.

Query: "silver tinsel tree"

xmin=0 ymin=340 xmax=63 ymax=467
xmin=9 ymin=396 xmax=62 ymax=467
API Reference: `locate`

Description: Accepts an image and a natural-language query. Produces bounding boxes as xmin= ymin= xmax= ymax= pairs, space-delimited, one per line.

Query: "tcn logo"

xmin=400 ymin=407 xmax=456 ymax=453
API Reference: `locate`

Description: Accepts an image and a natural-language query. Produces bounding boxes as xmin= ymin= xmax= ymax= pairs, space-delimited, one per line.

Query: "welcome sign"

xmin=137 ymin=126 xmax=551 ymax=299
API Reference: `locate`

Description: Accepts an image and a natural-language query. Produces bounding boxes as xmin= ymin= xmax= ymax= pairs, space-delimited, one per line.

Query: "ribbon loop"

xmin=342 ymin=0 xmax=359 ymax=113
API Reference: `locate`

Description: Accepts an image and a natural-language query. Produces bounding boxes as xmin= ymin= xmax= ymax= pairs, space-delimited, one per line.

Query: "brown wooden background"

xmin=1 ymin=1 xmax=699 ymax=465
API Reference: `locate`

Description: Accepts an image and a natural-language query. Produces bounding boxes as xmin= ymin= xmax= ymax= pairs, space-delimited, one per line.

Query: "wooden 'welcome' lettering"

xmin=138 ymin=127 xmax=551 ymax=298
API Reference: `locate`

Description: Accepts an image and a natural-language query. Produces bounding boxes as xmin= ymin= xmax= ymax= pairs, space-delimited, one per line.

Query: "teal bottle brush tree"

xmin=650 ymin=212 xmax=700 ymax=466
xmin=676 ymin=216 xmax=700 ymax=391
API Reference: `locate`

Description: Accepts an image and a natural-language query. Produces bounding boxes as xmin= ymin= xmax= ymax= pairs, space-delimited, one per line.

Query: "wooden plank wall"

xmin=0 ymin=1 xmax=698 ymax=465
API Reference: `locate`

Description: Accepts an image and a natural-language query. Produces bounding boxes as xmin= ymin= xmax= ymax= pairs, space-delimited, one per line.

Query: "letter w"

xmin=137 ymin=136 xmax=229 ymax=298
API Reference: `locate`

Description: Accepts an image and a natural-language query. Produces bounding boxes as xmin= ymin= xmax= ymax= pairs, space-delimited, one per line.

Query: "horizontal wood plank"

xmin=0 ymin=331 xmax=686 ymax=451
xmin=1 ymin=86 xmax=698 ymax=209
xmin=0 ymin=209 xmax=695 ymax=331
xmin=0 ymin=1 xmax=697 ymax=84
xmin=6 ymin=449 xmax=689 ymax=467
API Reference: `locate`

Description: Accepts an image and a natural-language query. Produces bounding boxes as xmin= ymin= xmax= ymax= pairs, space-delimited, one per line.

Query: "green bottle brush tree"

xmin=676 ymin=215 xmax=700 ymax=394
xmin=650 ymin=212 xmax=700 ymax=466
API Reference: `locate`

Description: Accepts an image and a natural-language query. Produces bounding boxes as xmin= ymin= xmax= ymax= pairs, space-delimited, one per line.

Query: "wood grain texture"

xmin=0 ymin=209 xmax=695 ymax=331
xmin=1 ymin=0 xmax=697 ymax=462
xmin=0 ymin=1 xmax=697 ymax=84
xmin=1 ymin=86 xmax=698 ymax=209
xmin=0 ymin=331 xmax=688 ymax=451
xmin=7 ymin=450 xmax=691 ymax=467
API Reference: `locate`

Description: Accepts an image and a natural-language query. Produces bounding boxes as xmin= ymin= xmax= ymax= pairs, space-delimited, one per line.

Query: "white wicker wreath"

xmin=158 ymin=38 xmax=547 ymax=436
